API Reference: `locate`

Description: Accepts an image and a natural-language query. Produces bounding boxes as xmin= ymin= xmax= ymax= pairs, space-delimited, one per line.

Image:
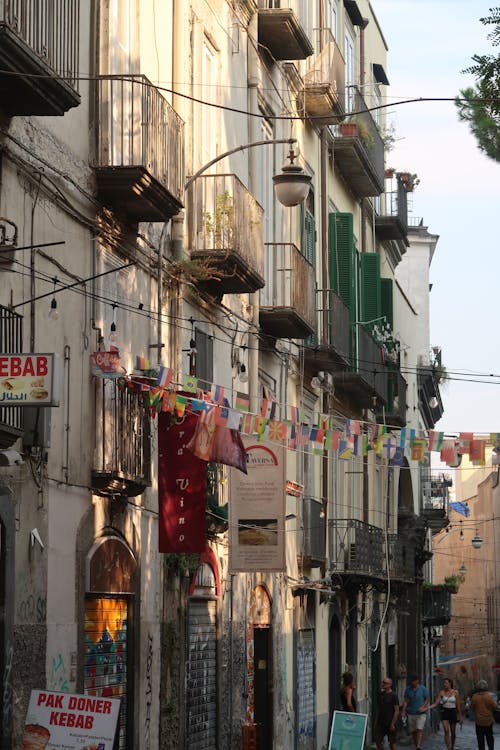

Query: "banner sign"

xmin=328 ymin=711 xmax=368 ymax=750
xmin=0 ymin=353 xmax=60 ymax=406
xmin=21 ymin=689 xmax=120 ymax=750
xmin=229 ymin=439 xmax=285 ymax=572
xmin=158 ymin=412 xmax=207 ymax=553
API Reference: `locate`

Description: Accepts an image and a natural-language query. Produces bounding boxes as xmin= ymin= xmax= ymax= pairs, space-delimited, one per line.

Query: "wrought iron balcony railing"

xmin=388 ymin=535 xmax=415 ymax=582
xmin=260 ymin=243 xmax=315 ymax=338
xmin=375 ymin=173 xmax=408 ymax=242
xmin=188 ymin=173 xmax=265 ymax=294
xmin=0 ymin=0 xmax=80 ymax=115
xmin=422 ymin=586 xmax=451 ymax=626
xmin=333 ymin=86 xmax=385 ymax=197
xmin=303 ymin=289 xmax=350 ymax=371
xmin=95 ymin=75 xmax=185 ymax=222
xmin=92 ymin=379 xmax=151 ymax=498
xmin=328 ymin=518 xmax=385 ymax=578
xmin=383 ymin=369 xmax=407 ymax=427
xmin=302 ymin=497 xmax=326 ymax=565
xmin=301 ymin=27 xmax=345 ymax=122
xmin=332 ymin=325 xmax=388 ymax=408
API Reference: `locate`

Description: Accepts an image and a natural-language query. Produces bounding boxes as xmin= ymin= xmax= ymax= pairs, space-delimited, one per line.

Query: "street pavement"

xmin=395 ymin=716 xmax=499 ymax=749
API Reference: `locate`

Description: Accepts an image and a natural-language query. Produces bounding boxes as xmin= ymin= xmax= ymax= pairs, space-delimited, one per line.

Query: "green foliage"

xmin=455 ymin=8 xmax=500 ymax=161
xmin=164 ymin=553 xmax=200 ymax=576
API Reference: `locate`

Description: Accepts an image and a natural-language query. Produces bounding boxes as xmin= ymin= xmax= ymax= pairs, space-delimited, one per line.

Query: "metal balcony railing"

xmin=302 ymin=27 xmax=345 ymax=118
xmin=304 ymin=289 xmax=350 ymax=369
xmin=0 ymin=305 xmax=23 ymax=445
xmin=260 ymin=243 xmax=315 ymax=338
xmin=0 ymin=0 xmax=79 ymax=85
xmin=355 ymin=326 xmax=388 ymax=400
xmin=422 ymin=586 xmax=452 ymax=626
xmin=328 ymin=518 xmax=384 ymax=577
xmin=189 ymin=173 xmax=265 ymax=293
xmin=388 ymin=535 xmax=415 ymax=582
xmin=302 ymin=497 xmax=326 ymax=563
xmin=95 ymin=75 xmax=185 ymax=219
xmin=92 ymin=380 xmax=151 ymax=497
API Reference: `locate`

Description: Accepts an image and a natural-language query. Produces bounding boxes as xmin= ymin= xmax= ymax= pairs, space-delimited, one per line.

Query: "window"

xmin=325 ymin=0 xmax=338 ymax=40
xmin=195 ymin=36 xmax=218 ymax=170
xmin=257 ymin=117 xmax=275 ymax=243
xmin=344 ymin=28 xmax=355 ymax=112
xmin=195 ymin=328 xmax=214 ymax=387
xmin=301 ymin=188 xmax=316 ymax=267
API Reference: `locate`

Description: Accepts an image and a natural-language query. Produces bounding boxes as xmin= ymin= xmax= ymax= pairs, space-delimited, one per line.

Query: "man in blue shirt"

xmin=401 ymin=674 xmax=429 ymax=750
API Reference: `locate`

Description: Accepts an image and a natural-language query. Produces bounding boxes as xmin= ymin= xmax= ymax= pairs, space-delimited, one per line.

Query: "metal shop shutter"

xmin=186 ymin=599 xmax=217 ymax=749
xmin=296 ymin=628 xmax=315 ymax=747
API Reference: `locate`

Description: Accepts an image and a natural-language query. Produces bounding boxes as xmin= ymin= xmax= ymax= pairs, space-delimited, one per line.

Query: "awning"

xmin=373 ymin=63 xmax=390 ymax=86
xmin=344 ymin=1 xmax=365 ymax=27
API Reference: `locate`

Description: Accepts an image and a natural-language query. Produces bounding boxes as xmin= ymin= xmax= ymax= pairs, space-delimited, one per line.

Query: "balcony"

xmin=422 ymin=586 xmax=451 ymax=626
xmin=382 ymin=368 xmax=407 ymax=427
xmin=0 ymin=0 xmax=80 ymax=116
xmin=418 ymin=365 xmax=443 ymax=429
xmin=333 ymin=87 xmax=385 ymax=198
xmin=420 ymin=465 xmax=449 ymax=531
xmin=328 ymin=518 xmax=384 ymax=578
xmin=260 ymin=243 xmax=315 ymax=338
xmin=302 ymin=497 xmax=326 ymax=566
xmin=188 ymin=173 xmax=265 ymax=295
xmin=300 ymin=28 xmax=345 ymax=123
xmin=94 ymin=75 xmax=185 ymax=222
xmin=0 ymin=306 xmax=23 ymax=448
xmin=92 ymin=379 xmax=151 ymax=498
xmin=258 ymin=6 xmax=313 ymax=61
xmin=303 ymin=289 xmax=350 ymax=372
xmin=332 ymin=326 xmax=388 ymax=408
xmin=388 ymin=535 xmax=415 ymax=582
xmin=375 ymin=173 xmax=409 ymax=243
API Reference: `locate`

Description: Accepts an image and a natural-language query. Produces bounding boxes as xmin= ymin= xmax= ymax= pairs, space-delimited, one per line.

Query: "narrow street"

xmin=396 ymin=716 xmax=498 ymax=750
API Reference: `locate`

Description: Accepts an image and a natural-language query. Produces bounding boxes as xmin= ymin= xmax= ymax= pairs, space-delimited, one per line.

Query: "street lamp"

xmin=184 ymin=138 xmax=311 ymax=206
xmin=471 ymin=529 xmax=483 ymax=549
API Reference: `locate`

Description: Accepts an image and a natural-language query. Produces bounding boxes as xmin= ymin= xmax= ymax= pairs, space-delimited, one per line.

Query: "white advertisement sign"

xmin=22 ymin=689 xmax=120 ymax=750
xmin=229 ymin=438 xmax=286 ymax=572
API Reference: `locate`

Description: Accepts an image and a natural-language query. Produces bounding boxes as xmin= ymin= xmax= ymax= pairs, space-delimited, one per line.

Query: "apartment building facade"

xmin=0 ymin=1 xmax=443 ymax=748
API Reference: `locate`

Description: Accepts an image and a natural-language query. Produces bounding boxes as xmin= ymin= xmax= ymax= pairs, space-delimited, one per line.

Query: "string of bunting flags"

xmin=90 ymin=352 xmax=499 ymax=467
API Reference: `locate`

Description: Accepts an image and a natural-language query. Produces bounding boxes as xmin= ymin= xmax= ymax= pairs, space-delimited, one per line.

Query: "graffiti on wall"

xmin=48 ymin=653 xmax=69 ymax=692
xmin=144 ymin=633 xmax=153 ymax=750
xmin=2 ymin=642 xmax=13 ymax=734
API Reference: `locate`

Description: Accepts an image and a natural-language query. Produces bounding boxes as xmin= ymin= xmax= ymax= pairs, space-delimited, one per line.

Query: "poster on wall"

xmin=229 ymin=438 xmax=285 ymax=572
xmin=21 ymin=689 xmax=120 ymax=750
xmin=328 ymin=711 xmax=368 ymax=750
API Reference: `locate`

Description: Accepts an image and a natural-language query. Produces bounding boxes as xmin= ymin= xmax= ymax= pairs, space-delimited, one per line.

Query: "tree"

xmin=455 ymin=8 xmax=500 ymax=162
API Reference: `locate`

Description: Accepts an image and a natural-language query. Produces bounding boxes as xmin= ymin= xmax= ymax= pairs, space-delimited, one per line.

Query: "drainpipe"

xmin=320 ymin=126 xmax=329 ymax=573
xmin=247 ymin=14 xmax=259 ymax=413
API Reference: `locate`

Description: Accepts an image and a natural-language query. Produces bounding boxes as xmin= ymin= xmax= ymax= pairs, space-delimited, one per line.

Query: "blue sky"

xmin=374 ymin=1 xmax=499 ymax=435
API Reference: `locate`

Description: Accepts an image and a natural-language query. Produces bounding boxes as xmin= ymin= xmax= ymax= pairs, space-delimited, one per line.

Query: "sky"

xmin=374 ymin=0 xmax=499 ymax=436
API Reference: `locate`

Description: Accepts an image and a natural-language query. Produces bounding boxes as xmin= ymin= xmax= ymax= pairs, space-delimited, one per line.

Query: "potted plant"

xmin=398 ymin=172 xmax=420 ymax=192
xmin=203 ymin=190 xmax=234 ymax=249
xmin=444 ymin=574 xmax=464 ymax=593
xmin=339 ymin=121 xmax=358 ymax=137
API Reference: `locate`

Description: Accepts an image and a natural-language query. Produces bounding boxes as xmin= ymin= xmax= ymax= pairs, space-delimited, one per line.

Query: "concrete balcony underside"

xmin=95 ymin=165 xmax=184 ymax=223
xmin=258 ymin=8 xmax=313 ymax=61
xmin=0 ymin=24 xmax=80 ymax=115
xmin=334 ymin=136 xmax=384 ymax=197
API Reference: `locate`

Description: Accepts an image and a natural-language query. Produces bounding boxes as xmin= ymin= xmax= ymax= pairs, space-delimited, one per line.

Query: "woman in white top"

xmin=422 ymin=677 xmax=463 ymax=750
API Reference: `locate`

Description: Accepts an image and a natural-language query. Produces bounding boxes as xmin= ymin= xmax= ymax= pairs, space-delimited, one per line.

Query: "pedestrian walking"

xmin=422 ymin=677 xmax=463 ymax=750
xmin=374 ymin=676 xmax=399 ymax=750
xmin=401 ymin=674 xmax=429 ymax=750
xmin=471 ymin=680 xmax=497 ymax=750
xmin=340 ymin=671 xmax=357 ymax=712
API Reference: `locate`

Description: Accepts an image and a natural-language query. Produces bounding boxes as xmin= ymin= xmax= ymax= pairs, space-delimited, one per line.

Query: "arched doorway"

xmin=249 ymin=585 xmax=273 ymax=750
xmin=84 ymin=535 xmax=137 ymax=750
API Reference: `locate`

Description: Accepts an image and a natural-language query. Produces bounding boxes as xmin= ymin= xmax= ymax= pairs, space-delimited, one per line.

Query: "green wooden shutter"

xmin=329 ymin=212 xmax=355 ymax=313
xmin=302 ymin=207 xmax=316 ymax=266
xmin=381 ymin=277 xmax=393 ymax=330
xmin=360 ymin=253 xmax=381 ymax=327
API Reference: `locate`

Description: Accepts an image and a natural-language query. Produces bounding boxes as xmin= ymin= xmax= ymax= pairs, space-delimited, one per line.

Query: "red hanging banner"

xmin=158 ymin=412 xmax=207 ymax=553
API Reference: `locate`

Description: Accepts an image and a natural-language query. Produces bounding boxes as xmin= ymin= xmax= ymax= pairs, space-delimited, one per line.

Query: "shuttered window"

xmin=329 ymin=212 xmax=356 ymax=313
xmin=360 ymin=253 xmax=381 ymax=327
xmin=381 ymin=277 xmax=393 ymax=330
xmin=186 ymin=599 xmax=217 ymax=749
xmin=195 ymin=329 xmax=213 ymax=388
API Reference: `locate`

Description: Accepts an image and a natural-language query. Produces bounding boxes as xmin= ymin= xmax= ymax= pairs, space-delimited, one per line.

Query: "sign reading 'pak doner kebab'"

xmin=22 ymin=689 xmax=121 ymax=750
xmin=0 ymin=353 xmax=60 ymax=406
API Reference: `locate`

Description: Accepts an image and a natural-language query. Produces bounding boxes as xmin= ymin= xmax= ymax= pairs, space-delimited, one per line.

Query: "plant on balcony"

xmin=371 ymin=322 xmax=400 ymax=365
xmin=444 ymin=574 xmax=464 ymax=593
xmin=399 ymin=172 xmax=420 ymax=192
xmin=203 ymin=190 xmax=234 ymax=249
